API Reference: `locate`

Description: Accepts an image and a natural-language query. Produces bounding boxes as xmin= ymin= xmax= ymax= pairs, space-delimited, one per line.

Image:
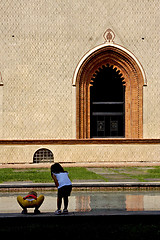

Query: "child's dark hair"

xmin=51 ymin=163 xmax=64 ymax=174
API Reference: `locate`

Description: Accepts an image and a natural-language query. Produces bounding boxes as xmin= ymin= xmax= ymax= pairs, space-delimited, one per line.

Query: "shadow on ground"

xmin=1 ymin=213 xmax=160 ymax=239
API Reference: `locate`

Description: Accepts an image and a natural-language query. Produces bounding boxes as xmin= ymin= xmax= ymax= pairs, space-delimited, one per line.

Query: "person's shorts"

xmin=58 ymin=185 xmax=72 ymax=198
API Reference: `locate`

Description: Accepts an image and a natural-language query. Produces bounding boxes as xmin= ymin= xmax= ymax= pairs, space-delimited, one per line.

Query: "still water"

xmin=1 ymin=191 xmax=160 ymax=213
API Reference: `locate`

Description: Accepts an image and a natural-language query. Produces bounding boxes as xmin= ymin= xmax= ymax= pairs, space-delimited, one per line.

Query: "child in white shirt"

xmin=51 ymin=163 xmax=72 ymax=215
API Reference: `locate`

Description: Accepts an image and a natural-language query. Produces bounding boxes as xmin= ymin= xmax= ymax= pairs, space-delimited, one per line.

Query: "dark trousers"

xmin=57 ymin=185 xmax=72 ymax=210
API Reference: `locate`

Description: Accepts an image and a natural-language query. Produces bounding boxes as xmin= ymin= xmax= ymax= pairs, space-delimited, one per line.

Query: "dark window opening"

xmin=33 ymin=148 xmax=54 ymax=163
xmin=90 ymin=64 xmax=125 ymax=138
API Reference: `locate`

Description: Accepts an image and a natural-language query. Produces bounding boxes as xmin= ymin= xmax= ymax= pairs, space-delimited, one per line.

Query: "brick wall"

xmin=0 ymin=0 xmax=159 ymax=139
xmin=0 ymin=139 xmax=159 ymax=164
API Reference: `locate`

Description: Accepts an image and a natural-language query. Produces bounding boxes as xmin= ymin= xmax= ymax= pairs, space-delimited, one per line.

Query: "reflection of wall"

xmin=0 ymin=195 xmax=88 ymax=213
xmin=90 ymin=194 xmax=126 ymax=210
xmin=0 ymin=195 xmax=77 ymax=213
xmin=144 ymin=196 xmax=160 ymax=211
xmin=126 ymin=195 xmax=160 ymax=211
xmin=37 ymin=196 xmax=78 ymax=212
xmin=126 ymin=195 xmax=144 ymax=211
xmin=0 ymin=196 xmax=19 ymax=213
xmin=76 ymin=196 xmax=91 ymax=212
xmin=2 ymin=193 xmax=160 ymax=213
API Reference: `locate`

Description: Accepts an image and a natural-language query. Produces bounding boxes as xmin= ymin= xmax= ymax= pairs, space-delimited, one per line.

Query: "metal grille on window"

xmin=33 ymin=148 xmax=54 ymax=163
xmin=90 ymin=64 xmax=125 ymax=138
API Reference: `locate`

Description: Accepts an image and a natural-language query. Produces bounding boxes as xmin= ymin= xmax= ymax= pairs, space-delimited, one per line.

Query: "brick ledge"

xmin=0 ymin=139 xmax=159 ymax=145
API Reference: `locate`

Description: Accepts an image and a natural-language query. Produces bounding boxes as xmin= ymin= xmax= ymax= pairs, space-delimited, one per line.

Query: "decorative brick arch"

xmin=73 ymin=43 xmax=146 ymax=139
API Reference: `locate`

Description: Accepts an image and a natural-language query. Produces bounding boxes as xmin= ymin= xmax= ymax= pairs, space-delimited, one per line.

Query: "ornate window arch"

xmin=73 ymin=30 xmax=146 ymax=139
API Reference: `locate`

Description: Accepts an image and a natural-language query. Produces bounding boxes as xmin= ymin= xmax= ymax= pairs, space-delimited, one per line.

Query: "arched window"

xmin=33 ymin=148 xmax=54 ymax=163
xmin=73 ymin=44 xmax=145 ymax=139
xmin=90 ymin=64 xmax=125 ymax=138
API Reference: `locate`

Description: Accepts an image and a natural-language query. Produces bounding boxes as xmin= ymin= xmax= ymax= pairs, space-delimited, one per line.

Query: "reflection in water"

xmin=126 ymin=195 xmax=144 ymax=211
xmin=1 ymin=191 xmax=160 ymax=213
xmin=76 ymin=196 xmax=91 ymax=212
xmin=76 ymin=192 xmax=160 ymax=212
xmin=126 ymin=195 xmax=160 ymax=211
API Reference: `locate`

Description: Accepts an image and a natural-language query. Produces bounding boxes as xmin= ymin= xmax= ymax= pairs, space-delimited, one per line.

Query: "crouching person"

xmin=17 ymin=191 xmax=44 ymax=214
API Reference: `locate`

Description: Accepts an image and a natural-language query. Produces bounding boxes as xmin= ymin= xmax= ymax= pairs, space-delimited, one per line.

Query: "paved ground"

xmin=1 ymin=210 xmax=160 ymax=218
xmin=1 ymin=181 xmax=160 ymax=190
xmin=86 ymin=167 xmax=158 ymax=182
xmin=1 ymin=212 xmax=160 ymax=239
xmin=1 ymin=162 xmax=160 ymax=169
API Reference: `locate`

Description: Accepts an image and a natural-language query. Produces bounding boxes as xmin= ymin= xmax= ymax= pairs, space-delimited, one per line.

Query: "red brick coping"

xmin=0 ymin=139 xmax=159 ymax=145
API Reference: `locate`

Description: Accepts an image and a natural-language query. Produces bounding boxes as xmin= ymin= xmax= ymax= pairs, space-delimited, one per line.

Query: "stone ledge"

xmin=1 ymin=182 xmax=160 ymax=191
xmin=0 ymin=138 xmax=159 ymax=145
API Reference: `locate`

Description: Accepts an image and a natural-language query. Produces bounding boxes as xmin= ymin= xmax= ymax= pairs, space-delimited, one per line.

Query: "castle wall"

xmin=0 ymin=0 xmax=159 ymax=140
xmin=0 ymin=140 xmax=159 ymax=165
xmin=0 ymin=1 xmax=159 ymax=164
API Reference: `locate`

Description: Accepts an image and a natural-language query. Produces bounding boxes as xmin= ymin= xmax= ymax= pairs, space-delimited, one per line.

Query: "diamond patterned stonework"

xmin=0 ymin=0 xmax=159 ymax=164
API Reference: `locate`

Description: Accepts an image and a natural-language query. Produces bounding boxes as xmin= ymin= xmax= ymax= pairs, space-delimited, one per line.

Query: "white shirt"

xmin=53 ymin=172 xmax=72 ymax=189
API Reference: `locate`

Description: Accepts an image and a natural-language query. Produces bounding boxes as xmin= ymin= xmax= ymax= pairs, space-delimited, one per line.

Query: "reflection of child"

xmin=17 ymin=191 xmax=44 ymax=214
xmin=51 ymin=163 xmax=72 ymax=215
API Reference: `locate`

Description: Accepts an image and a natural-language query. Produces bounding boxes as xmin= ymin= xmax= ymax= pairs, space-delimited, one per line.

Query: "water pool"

xmin=1 ymin=191 xmax=160 ymax=213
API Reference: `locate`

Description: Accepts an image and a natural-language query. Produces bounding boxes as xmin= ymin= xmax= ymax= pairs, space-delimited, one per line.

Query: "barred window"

xmin=33 ymin=148 xmax=54 ymax=163
xmin=90 ymin=64 xmax=125 ymax=138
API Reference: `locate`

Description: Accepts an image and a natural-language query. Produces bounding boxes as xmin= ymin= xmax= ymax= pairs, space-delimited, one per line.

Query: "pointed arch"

xmin=73 ymin=43 xmax=146 ymax=139
xmin=90 ymin=64 xmax=126 ymax=138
